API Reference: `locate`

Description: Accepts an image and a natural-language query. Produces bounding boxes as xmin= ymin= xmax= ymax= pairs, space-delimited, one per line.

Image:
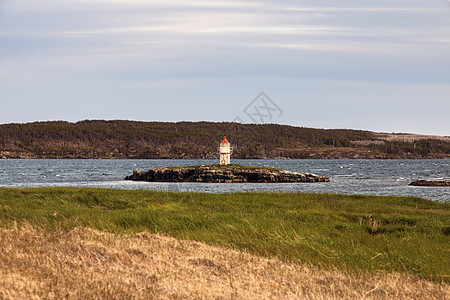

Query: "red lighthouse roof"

xmin=221 ymin=136 xmax=230 ymax=144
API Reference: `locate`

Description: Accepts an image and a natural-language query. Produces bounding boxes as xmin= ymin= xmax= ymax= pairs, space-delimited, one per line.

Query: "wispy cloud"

xmin=0 ymin=0 xmax=449 ymax=134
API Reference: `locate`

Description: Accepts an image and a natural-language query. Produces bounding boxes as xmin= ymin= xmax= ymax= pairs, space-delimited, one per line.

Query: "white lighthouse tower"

xmin=218 ymin=136 xmax=232 ymax=165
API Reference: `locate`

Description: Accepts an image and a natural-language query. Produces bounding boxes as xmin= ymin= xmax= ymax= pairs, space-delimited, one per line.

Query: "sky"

xmin=0 ymin=0 xmax=449 ymax=135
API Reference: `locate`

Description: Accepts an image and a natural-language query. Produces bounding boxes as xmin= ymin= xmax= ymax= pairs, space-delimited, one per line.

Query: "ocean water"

xmin=0 ymin=159 xmax=448 ymax=202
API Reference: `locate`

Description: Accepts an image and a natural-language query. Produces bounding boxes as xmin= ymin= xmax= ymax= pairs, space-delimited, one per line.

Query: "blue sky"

xmin=0 ymin=0 xmax=449 ymax=135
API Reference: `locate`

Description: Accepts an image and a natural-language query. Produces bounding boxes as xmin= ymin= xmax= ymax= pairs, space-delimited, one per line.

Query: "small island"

xmin=125 ymin=164 xmax=330 ymax=183
xmin=409 ymin=180 xmax=450 ymax=187
xmin=125 ymin=137 xmax=329 ymax=183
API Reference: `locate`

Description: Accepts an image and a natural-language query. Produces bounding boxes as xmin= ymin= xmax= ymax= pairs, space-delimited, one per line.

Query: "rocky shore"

xmin=125 ymin=164 xmax=330 ymax=183
xmin=409 ymin=180 xmax=450 ymax=187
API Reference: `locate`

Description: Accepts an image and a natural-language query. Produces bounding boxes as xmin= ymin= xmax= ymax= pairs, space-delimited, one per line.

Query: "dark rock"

xmin=409 ymin=180 xmax=450 ymax=187
xmin=125 ymin=165 xmax=330 ymax=183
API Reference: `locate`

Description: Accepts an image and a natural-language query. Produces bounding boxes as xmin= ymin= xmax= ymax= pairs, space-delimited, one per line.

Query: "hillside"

xmin=0 ymin=120 xmax=448 ymax=159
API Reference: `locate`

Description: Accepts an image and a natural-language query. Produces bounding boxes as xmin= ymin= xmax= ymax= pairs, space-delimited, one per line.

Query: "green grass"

xmin=0 ymin=187 xmax=448 ymax=281
xmin=166 ymin=164 xmax=281 ymax=171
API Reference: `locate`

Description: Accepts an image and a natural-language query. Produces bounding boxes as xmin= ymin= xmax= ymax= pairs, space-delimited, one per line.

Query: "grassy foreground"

xmin=0 ymin=188 xmax=449 ymax=282
xmin=2 ymin=224 xmax=448 ymax=299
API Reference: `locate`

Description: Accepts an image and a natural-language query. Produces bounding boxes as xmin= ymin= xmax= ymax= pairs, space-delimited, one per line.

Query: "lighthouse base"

xmin=220 ymin=154 xmax=230 ymax=165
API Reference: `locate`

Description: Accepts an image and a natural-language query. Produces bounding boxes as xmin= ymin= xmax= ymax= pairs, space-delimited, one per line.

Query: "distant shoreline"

xmin=1 ymin=120 xmax=448 ymax=160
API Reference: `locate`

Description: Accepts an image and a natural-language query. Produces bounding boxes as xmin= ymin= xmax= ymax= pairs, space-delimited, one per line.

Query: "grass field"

xmin=166 ymin=164 xmax=281 ymax=171
xmin=2 ymin=223 xmax=448 ymax=299
xmin=0 ymin=188 xmax=448 ymax=282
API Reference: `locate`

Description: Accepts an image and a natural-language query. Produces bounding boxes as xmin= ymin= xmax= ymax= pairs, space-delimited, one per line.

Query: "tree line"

xmin=0 ymin=120 xmax=448 ymax=159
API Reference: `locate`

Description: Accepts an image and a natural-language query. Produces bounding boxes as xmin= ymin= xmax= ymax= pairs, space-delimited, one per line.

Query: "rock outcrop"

xmin=409 ymin=180 xmax=450 ymax=187
xmin=125 ymin=165 xmax=330 ymax=183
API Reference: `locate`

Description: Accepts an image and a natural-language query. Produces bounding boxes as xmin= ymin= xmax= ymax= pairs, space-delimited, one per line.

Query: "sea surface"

xmin=0 ymin=159 xmax=448 ymax=202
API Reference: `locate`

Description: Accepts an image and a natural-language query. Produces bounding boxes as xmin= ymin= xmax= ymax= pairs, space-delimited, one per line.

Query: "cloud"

xmin=0 ymin=0 xmax=449 ymax=134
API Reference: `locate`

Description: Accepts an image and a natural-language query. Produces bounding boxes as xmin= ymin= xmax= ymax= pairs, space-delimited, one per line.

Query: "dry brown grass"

xmin=376 ymin=133 xmax=450 ymax=143
xmin=1 ymin=223 xmax=448 ymax=300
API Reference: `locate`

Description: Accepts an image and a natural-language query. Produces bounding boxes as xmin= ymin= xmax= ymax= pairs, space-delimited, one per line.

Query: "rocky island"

xmin=409 ymin=180 xmax=450 ymax=187
xmin=125 ymin=164 xmax=330 ymax=183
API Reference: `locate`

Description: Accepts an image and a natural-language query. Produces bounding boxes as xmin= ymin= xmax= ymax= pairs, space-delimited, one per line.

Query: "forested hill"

xmin=0 ymin=120 xmax=449 ymax=159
